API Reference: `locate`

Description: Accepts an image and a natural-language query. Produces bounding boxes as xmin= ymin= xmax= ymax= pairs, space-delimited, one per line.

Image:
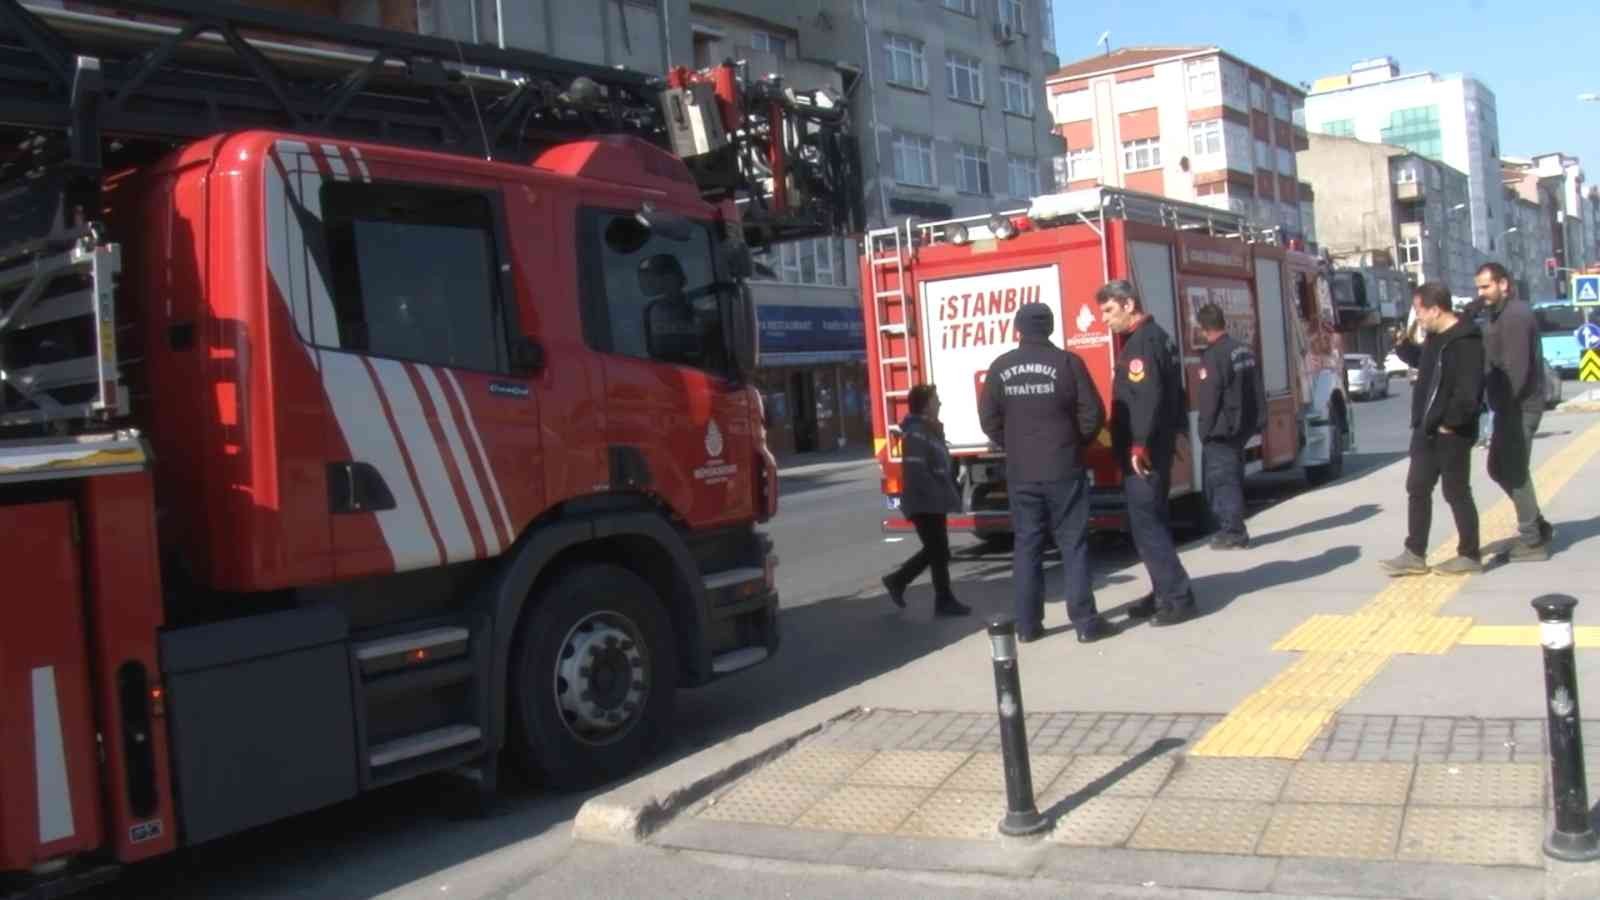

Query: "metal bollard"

xmin=988 ymin=615 xmax=1048 ymax=837
xmin=1532 ymin=594 xmax=1600 ymax=862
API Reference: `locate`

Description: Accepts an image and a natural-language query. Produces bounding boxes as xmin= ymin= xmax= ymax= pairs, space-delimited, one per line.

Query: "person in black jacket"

xmin=1382 ymin=282 xmax=1486 ymax=576
xmin=1195 ymin=303 xmax=1265 ymax=549
xmin=1097 ymin=279 xmax=1197 ymax=626
xmin=1474 ymin=262 xmax=1553 ymax=560
xmin=883 ymin=384 xmax=972 ymax=616
xmin=978 ymin=302 xmax=1114 ymax=643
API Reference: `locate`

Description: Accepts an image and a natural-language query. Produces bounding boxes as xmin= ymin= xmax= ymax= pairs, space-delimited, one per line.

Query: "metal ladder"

xmin=867 ymin=223 xmax=914 ymax=462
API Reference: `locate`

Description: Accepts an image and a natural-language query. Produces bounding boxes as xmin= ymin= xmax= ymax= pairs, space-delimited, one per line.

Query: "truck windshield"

xmin=1534 ymin=304 xmax=1584 ymax=334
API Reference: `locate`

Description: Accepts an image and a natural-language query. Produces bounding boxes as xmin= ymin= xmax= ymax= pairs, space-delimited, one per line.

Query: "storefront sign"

xmin=1176 ymin=232 xmax=1253 ymax=279
xmin=757 ymin=305 xmax=866 ymax=356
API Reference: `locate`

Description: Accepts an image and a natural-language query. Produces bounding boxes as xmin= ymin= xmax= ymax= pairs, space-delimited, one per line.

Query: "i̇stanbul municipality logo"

xmin=705 ymin=420 xmax=724 ymax=458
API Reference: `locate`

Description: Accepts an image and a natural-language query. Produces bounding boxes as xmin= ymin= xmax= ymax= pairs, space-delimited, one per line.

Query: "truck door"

xmin=278 ymin=146 xmax=537 ymax=578
xmin=574 ymin=203 xmax=755 ymax=527
xmin=1127 ymin=239 xmax=1195 ymax=495
xmin=1252 ymin=256 xmax=1297 ymax=467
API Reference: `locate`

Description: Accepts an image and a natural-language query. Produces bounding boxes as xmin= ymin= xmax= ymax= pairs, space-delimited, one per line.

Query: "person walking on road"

xmin=1195 ymin=302 xmax=1265 ymax=550
xmin=883 ymin=385 xmax=972 ymax=617
xmin=1474 ymin=262 xmax=1554 ymax=560
xmin=978 ymin=302 xmax=1115 ymax=644
xmin=1382 ymin=282 xmax=1486 ymax=576
xmin=1097 ymin=280 xmax=1198 ymax=626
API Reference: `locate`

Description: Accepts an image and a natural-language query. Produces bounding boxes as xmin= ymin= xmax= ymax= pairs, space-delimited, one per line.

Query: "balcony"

xmin=1396 ymin=181 xmax=1423 ymax=203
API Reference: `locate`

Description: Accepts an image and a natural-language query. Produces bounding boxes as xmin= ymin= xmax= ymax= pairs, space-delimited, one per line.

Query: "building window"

xmin=1272 ymin=90 xmax=1289 ymax=120
xmin=946 ymin=51 xmax=984 ymax=104
xmin=1007 ymin=156 xmax=1039 ymax=198
xmin=757 ymin=238 xmax=850 ymax=288
xmin=1187 ymin=63 xmax=1218 ymax=101
xmin=1395 ymin=167 xmax=1416 ymax=184
xmin=1381 ymin=105 xmax=1443 ymax=161
xmin=1056 ymin=147 xmax=1099 ymax=184
xmin=1249 ymin=81 xmax=1266 ymax=110
xmin=942 ymin=0 xmax=977 ymax=13
xmin=749 ymin=30 xmax=787 ymax=57
xmin=892 ymin=133 xmax=936 ymax=186
xmin=1000 ymin=67 xmax=1033 ymax=115
xmin=1276 ymin=146 xmax=1294 ymax=176
xmin=1316 ymin=118 xmax=1354 ymax=138
xmin=998 ymin=0 xmax=1025 ymax=34
xmin=884 ymin=34 xmax=927 ymax=89
xmin=578 ymin=209 xmax=729 ymax=374
xmin=1189 ymin=119 xmax=1222 ymax=156
xmin=1122 ymin=137 xmax=1161 ymax=172
xmin=322 ymin=181 xmax=507 ymax=373
xmin=956 ymin=144 xmax=992 ymax=194
xmin=1040 ymin=0 xmax=1055 ymax=54
xmin=1254 ymin=139 xmax=1270 ymax=169
xmin=1399 ymin=236 xmax=1422 ymax=264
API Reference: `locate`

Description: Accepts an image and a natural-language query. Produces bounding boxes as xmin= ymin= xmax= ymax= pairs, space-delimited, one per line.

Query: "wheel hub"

xmin=554 ymin=613 xmax=649 ymax=745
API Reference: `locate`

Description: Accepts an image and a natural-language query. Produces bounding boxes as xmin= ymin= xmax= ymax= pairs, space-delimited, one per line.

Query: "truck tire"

xmin=510 ymin=562 xmax=678 ymax=790
xmin=1305 ymin=405 xmax=1346 ymax=487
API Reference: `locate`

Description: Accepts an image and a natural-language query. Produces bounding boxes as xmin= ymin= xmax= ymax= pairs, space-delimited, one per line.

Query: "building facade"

xmin=1499 ymin=160 xmax=1562 ymax=301
xmin=1044 ymin=46 xmax=1317 ymax=249
xmin=1304 ymin=58 xmax=1505 ymax=260
xmin=1297 ymin=133 xmax=1477 ymax=298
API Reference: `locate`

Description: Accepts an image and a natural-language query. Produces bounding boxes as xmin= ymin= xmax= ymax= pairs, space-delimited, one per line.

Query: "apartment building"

xmin=1298 ymin=133 xmax=1477 ymax=298
xmin=1500 ymin=160 xmax=1563 ymax=300
xmin=1044 ymin=45 xmax=1317 ymax=249
xmin=1304 ymin=57 xmax=1505 ymax=260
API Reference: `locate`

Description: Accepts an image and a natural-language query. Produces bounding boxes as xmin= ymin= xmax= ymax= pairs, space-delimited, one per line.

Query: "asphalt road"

xmin=94 ymin=381 xmax=1428 ymax=900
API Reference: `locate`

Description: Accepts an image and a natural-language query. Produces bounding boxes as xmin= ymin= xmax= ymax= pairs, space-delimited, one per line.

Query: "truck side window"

xmin=578 ymin=207 xmax=730 ymax=375
xmin=321 ymin=181 xmax=507 ymax=372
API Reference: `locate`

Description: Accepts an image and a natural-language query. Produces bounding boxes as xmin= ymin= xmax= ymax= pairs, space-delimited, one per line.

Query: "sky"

xmin=1052 ymin=1 xmax=1600 ymax=183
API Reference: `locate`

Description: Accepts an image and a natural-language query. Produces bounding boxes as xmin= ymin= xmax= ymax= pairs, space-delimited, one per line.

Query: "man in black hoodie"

xmin=1383 ymin=282 xmax=1486 ymax=576
xmin=979 ymin=302 xmax=1115 ymax=644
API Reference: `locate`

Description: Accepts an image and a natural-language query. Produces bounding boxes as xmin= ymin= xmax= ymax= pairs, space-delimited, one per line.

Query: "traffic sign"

xmin=1575 ymin=274 xmax=1600 ymax=306
xmin=1578 ymin=322 xmax=1600 ymax=351
xmin=1583 ymin=349 xmax=1600 ymax=382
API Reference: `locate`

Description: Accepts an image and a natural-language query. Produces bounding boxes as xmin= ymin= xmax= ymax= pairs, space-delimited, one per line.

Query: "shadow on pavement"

xmin=1550 ymin=514 xmax=1600 ymax=558
xmin=1102 ymin=545 xmax=1362 ymax=629
xmin=1041 ymin=738 xmax=1186 ymax=822
xmin=1248 ymin=504 xmax=1382 ymax=550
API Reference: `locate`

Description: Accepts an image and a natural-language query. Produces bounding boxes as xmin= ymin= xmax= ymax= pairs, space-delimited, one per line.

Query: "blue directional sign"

xmin=1578 ymin=322 xmax=1600 ymax=351
xmin=1575 ymin=274 xmax=1600 ymax=307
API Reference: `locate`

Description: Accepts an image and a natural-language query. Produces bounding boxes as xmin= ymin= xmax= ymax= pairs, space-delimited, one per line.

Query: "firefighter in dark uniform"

xmin=978 ymin=302 xmax=1116 ymax=644
xmin=1195 ymin=302 xmax=1265 ymax=549
xmin=1096 ymin=279 xmax=1198 ymax=626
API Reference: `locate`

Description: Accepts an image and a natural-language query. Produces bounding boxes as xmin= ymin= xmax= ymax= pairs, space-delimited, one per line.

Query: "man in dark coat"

xmin=1097 ymin=279 xmax=1197 ymax=626
xmin=1382 ymin=282 xmax=1486 ymax=576
xmin=1474 ymin=262 xmax=1553 ymax=560
xmin=883 ymin=384 xmax=971 ymax=616
xmin=1195 ymin=302 xmax=1265 ymax=549
xmin=978 ymin=302 xmax=1113 ymax=643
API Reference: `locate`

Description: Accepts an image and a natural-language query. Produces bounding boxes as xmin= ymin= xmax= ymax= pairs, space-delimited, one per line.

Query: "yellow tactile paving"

xmin=1192 ymin=418 xmax=1600 ymax=760
xmin=1459 ymin=625 xmax=1600 ymax=648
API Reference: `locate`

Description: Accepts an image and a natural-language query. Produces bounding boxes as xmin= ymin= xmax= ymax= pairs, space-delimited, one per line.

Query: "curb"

xmin=571 ymin=707 xmax=863 ymax=845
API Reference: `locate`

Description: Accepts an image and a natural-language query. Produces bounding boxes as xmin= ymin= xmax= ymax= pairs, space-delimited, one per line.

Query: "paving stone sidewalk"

xmin=674 ymin=708 xmax=1600 ymax=872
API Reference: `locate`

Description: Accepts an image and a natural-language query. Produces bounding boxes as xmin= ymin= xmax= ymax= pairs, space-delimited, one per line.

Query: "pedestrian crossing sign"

xmin=1575 ymin=274 xmax=1600 ymax=306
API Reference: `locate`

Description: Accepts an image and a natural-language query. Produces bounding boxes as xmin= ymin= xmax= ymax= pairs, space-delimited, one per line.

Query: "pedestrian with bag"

xmin=1097 ymin=280 xmax=1198 ymax=626
xmin=1381 ymin=282 xmax=1486 ymax=576
xmin=1195 ymin=302 xmax=1265 ymax=549
xmin=978 ymin=302 xmax=1114 ymax=643
xmin=1474 ymin=262 xmax=1554 ymax=559
xmin=882 ymin=384 xmax=972 ymax=616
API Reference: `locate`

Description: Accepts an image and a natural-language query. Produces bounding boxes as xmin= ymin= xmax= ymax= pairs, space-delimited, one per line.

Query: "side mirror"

xmin=723 ymin=243 xmax=754 ymax=279
xmin=724 ymin=280 xmax=759 ymax=381
xmin=635 ymin=203 xmax=693 ymax=242
xmin=510 ymin=336 xmax=545 ymax=375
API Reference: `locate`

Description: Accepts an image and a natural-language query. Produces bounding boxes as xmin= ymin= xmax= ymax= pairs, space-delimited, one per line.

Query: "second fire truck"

xmin=863 ymin=186 xmax=1352 ymax=542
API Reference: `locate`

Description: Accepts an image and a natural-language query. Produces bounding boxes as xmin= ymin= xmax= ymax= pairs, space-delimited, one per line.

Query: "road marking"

xmin=1459 ymin=625 xmax=1600 ymax=648
xmin=1190 ymin=417 xmax=1600 ymax=760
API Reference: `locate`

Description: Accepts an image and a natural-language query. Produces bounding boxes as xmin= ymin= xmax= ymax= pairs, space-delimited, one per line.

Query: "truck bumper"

xmin=694 ymin=534 xmax=780 ymax=685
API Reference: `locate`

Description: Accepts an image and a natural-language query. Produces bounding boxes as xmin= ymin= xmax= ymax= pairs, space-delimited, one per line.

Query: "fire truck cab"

xmin=0 ymin=1 xmax=861 ymax=894
xmin=863 ymin=186 xmax=1352 ymax=540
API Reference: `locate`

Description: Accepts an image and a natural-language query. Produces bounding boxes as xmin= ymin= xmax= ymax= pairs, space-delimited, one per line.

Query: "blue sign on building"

xmin=757 ymin=304 xmax=866 ymax=361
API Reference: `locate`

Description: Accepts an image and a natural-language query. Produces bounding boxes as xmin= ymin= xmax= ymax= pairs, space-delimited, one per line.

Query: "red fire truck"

xmin=0 ymin=1 xmax=861 ymax=895
xmin=863 ymin=187 xmax=1351 ymax=542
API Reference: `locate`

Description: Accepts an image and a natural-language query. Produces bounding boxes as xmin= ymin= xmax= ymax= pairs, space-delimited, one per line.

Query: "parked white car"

xmin=1344 ymin=353 xmax=1390 ymax=399
xmin=1383 ymin=351 xmax=1411 ymax=377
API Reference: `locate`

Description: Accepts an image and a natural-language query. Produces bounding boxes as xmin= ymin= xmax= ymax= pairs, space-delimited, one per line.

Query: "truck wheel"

xmin=1305 ymin=406 xmax=1346 ymax=487
xmin=510 ymin=563 xmax=678 ymax=790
